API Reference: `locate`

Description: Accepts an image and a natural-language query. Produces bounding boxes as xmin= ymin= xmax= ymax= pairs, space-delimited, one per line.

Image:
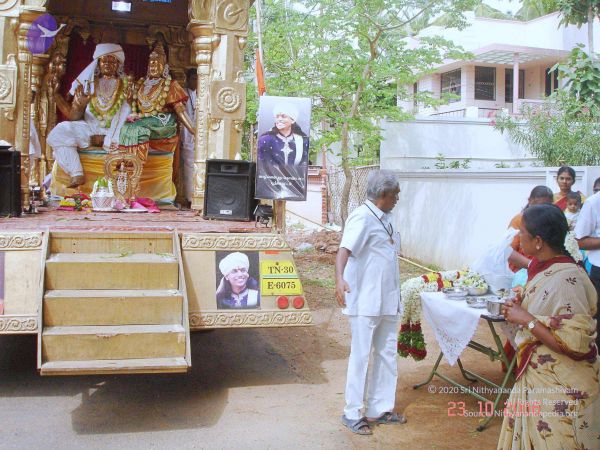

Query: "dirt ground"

xmin=0 ymin=231 xmax=507 ymax=449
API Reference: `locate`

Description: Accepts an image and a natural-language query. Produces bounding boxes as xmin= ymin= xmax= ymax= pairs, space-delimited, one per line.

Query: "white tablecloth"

xmin=420 ymin=292 xmax=490 ymax=366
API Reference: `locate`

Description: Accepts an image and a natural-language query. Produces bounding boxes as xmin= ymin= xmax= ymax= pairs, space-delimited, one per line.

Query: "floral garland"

xmin=398 ymin=270 xmax=466 ymax=360
xmin=398 ymin=230 xmax=581 ymax=361
xmin=89 ymin=77 xmax=127 ymax=129
xmin=564 ymin=231 xmax=583 ymax=262
xmin=132 ymin=75 xmax=171 ymax=118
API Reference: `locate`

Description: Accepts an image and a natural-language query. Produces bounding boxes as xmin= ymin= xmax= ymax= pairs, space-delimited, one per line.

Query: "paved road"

xmin=0 ymin=306 xmax=502 ymax=449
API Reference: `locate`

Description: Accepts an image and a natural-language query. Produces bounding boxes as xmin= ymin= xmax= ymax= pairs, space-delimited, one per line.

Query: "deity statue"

xmin=47 ymin=44 xmax=131 ymax=188
xmin=117 ymin=42 xmax=195 ymax=173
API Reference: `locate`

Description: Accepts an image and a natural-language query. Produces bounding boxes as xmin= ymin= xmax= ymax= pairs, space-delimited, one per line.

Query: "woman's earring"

xmin=536 ymin=245 xmax=541 ymax=250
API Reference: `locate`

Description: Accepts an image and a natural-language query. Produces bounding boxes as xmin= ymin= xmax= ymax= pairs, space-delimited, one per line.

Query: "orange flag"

xmin=255 ymin=48 xmax=266 ymax=96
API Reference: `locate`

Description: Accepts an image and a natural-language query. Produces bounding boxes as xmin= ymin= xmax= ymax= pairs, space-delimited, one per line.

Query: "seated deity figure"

xmin=118 ymin=42 xmax=195 ymax=171
xmin=47 ymin=43 xmax=131 ymax=188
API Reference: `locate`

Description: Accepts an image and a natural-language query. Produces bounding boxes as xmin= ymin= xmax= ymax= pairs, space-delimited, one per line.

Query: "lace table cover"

xmin=420 ymin=292 xmax=491 ymax=366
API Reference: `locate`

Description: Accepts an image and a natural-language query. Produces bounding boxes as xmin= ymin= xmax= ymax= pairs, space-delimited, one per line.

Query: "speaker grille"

xmin=0 ymin=151 xmax=21 ymax=217
xmin=203 ymin=160 xmax=256 ymax=221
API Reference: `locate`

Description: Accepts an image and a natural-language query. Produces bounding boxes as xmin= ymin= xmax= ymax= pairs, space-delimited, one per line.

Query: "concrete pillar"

xmin=513 ymin=54 xmax=520 ymax=114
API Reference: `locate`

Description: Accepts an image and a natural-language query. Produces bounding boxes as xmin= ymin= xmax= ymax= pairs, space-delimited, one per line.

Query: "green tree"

xmin=552 ymin=45 xmax=600 ymax=109
xmin=250 ymin=0 xmax=476 ymax=225
xmin=494 ymin=91 xmax=600 ymax=165
xmin=515 ymin=0 xmax=559 ymax=20
xmin=558 ymin=0 xmax=600 ymax=54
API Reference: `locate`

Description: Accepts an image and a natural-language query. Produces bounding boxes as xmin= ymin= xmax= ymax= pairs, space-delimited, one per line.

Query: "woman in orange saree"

xmin=498 ymin=204 xmax=599 ymax=450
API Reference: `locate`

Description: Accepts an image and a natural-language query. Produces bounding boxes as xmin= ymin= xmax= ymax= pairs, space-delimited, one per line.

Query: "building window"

xmin=441 ymin=69 xmax=461 ymax=103
xmin=474 ymin=66 xmax=496 ymax=101
xmin=545 ymin=68 xmax=558 ymax=96
xmin=505 ymin=69 xmax=525 ymax=103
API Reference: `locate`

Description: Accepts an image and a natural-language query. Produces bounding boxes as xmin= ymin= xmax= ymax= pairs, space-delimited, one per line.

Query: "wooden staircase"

xmin=38 ymin=231 xmax=191 ymax=375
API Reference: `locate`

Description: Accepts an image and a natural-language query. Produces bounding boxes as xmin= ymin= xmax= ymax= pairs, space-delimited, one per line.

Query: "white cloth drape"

xmin=181 ymin=88 xmax=196 ymax=202
xmin=420 ymin=292 xmax=489 ymax=365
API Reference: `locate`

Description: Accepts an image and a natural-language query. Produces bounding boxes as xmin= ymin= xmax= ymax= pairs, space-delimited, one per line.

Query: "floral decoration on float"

xmin=57 ymin=193 xmax=92 ymax=211
xmin=398 ymin=270 xmax=487 ymax=360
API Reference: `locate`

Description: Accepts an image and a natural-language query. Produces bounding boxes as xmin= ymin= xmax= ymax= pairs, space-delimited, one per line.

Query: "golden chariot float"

xmin=0 ymin=0 xmax=311 ymax=375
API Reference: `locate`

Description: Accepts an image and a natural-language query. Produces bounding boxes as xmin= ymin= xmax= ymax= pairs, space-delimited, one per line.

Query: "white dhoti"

xmin=344 ymin=315 xmax=399 ymax=420
xmin=47 ymin=43 xmax=128 ymax=180
xmin=29 ymin=118 xmax=42 ymax=158
xmin=46 ymin=101 xmax=130 ymax=177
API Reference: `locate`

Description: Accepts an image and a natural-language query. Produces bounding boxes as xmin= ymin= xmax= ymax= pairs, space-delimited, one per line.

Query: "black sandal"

xmin=370 ymin=411 xmax=407 ymax=425
xmin=341 ymin=415 xmax=373 ymax=435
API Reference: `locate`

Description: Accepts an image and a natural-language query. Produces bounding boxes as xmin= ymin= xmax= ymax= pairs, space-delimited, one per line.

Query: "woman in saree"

xmin=553 ymin=166 xmax=586 ymax=211
xmin=498 ymin=204 xmax=599 ymax=450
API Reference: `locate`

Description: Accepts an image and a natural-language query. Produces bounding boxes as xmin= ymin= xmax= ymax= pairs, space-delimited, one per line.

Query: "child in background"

xmin=564 ymin=191 xmax=582 ymax=230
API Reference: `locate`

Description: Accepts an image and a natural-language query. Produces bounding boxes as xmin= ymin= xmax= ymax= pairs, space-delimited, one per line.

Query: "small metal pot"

xmin=486 ymin=298 xmax=505 ymax=315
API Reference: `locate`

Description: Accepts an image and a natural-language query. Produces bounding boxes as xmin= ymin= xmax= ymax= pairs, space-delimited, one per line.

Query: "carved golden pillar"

xmin=16 ymin=10 xmax=39 ymax=209
xmin=30 ymin=54 xmax=48 ymax=189
xmin=187 ymin=0 xmax=249 ymax=211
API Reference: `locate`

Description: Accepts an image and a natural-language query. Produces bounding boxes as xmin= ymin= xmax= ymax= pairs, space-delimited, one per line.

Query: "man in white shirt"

xmin=335 ymin=170 xmax=404 ymax=435
xmin=574 ymin=190 xmax=600 ymax=348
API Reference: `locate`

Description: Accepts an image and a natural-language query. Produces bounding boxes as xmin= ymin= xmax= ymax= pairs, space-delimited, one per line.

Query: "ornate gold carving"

xmin=0 ymin=74 xmax=12 ymax=101
xmin=189 ymin=0 xmax=214 ymax=22
xmin=0 ymin=316 xmax=38 ymax=333
xmin=215 ymin=0 xmax=248 ymax=32
xmin=0 ymin=233 xmax=43 ymax=249
xmin=0 ymin=56 xmax=17 ymax=106
xmin=216 ymin=86 xmax=240 ymax=112
xmin=3 ymin=108 xmax=15 ymax=120
xmin=0 ymin=0 xmax=19 ymax=12
xmin=209 ymin=118 xmax=221 ymax=131
xmin=104 ymin=151 xmax=144 ymax=203
xmin=210 ymin=81 xmax=245 ymax=119
xmin=189 ymin=311 xmax=312 ymax=328
xmin=182 ymin=233 xmax=288 ymax=250
xmin=24 ymin=0 xmax=48 ymax=7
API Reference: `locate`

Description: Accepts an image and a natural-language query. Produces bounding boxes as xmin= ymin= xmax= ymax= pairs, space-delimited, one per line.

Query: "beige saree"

xmin=497 ymin=261 xmax=599 ymax=450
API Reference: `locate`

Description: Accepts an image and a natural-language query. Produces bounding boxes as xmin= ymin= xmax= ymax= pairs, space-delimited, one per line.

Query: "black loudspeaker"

xmin=203 ymin=159 xmax=257 ymax=221
xmin=0 ymin=150 xmax=21 ymax=217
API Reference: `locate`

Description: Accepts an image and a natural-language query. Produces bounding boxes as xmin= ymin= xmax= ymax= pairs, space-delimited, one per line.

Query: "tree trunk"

xmin=588 ymin=6 xmax=594 ymax=55
xmin=340 ymin=32 xmax=380 ymax=228
xmin=340 ymin=120 xmax=353 ymax=228
xmin=340 ymin=72 xmax=371 ymax=227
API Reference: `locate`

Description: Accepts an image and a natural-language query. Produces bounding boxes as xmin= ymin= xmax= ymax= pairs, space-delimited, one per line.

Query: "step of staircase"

xmin=45 ymin=253 xmax=179 ymax=290
xmin=43 ymin=289 xmax=183 ymax=326
xmin=49 ymin=231 xmax=174 ymax=255
xmin=42 ymin=324 xmax=186 ymax=362
xmin=40 ymin=357 xmax=188 ymax=375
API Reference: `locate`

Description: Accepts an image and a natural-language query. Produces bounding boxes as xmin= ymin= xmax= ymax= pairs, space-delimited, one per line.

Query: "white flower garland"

xmin=400 ymin=270 xmax=465 ymax=324
xmin=564 ymin=231 xmax=582 ymax=262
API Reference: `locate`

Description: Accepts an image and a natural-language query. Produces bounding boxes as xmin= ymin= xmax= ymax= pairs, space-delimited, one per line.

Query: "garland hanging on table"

xmin=398 ymin=270 xmax=467 ymax=361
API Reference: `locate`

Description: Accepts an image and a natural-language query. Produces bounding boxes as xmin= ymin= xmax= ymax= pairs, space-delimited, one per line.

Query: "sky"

xmin=484 ymin=0 xmax=522 ymax=15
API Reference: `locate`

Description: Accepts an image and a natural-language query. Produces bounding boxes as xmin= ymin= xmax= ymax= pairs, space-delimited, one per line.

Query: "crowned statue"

xmin=117 ymin=42 xmax=195 ymax=174
xmin=47 ymin=43 xmax=131 ymax=188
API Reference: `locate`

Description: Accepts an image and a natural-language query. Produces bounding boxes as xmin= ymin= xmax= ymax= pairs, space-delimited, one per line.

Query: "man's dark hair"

xmin=522 ymin=204 xmax=569 ymax=255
